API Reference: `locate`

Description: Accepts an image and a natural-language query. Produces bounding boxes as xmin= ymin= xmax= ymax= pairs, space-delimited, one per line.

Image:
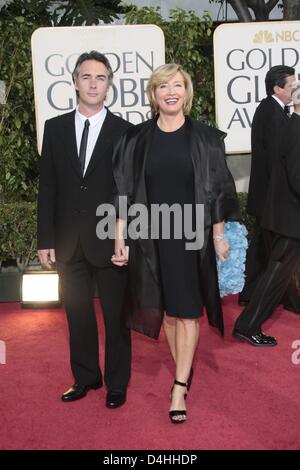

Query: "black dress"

xmin=145 ymin=122 xmax=203 ymax=318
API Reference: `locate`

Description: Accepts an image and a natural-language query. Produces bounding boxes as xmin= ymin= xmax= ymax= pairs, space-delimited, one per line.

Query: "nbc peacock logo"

xmin=253 ymin=29 xmax=300 ymax=43
xmin=253 ymin=30 xmax=274 ymax=43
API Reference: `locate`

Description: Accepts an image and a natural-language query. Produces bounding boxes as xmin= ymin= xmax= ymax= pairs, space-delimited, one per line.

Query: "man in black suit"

xmin=234 ymin=82 xmax=300 ymax=346
xmin=37 ymin=51 xmax=132 ymax=407
xmin=239 ymin=65 xmax=300 ymax=313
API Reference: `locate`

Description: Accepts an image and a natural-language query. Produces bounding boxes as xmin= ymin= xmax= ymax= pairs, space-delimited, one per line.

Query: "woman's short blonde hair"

xmin=146 ymin=63 xmax=193 ymax=117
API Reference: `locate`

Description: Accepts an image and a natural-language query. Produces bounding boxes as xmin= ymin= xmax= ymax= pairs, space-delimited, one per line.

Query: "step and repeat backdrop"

xmin=32 ymin=21 xmax=300 ymax=156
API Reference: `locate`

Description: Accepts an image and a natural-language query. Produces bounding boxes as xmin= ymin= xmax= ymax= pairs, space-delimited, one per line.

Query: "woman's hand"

xmin=214 ymin=238 xmax=229 ymax=262
xmin=111 ymin=218 xmax=129 ymax=266
xmin=111 ymin=238 xmax=129 ymax=266
xmin=213 ymin=221 xmax=229 ymax=262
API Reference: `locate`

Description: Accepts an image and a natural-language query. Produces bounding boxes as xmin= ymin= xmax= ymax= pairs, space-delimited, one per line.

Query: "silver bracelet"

xmin=213 ymin=235 xmax=225 ymax=241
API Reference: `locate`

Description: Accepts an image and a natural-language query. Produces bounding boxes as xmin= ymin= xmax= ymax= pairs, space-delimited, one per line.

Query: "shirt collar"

xmin=272 ymin=95 xmax=285 ymax=109
xmin=75 ymin=106 xmax=107 ymax=127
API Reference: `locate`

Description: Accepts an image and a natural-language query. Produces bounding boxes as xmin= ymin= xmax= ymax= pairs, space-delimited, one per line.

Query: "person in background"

xmin=239 ymin=65 xmax=300 ymax=315
xmin=234 ymin=81 xmax=300 ymax=345
xmin=112 ymin=63 xmax=239 ymax=423
xmin=37 ymin=51 xmax=132 ymax=408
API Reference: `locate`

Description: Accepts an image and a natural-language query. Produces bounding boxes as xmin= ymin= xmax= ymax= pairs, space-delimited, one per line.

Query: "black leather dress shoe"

xmin=232 ymin=329 xmax=277 ymax=347
xmin=106 ymin=391 xmax=126 ymax=409
xmin=61 ymin=381 xmax=102 ymax=402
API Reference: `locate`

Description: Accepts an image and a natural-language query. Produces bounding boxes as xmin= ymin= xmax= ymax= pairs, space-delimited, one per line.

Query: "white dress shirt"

xmin=272 ymin=94 xmax=295 ymax=115
xmin=272 ymin=94 xmax=285 ymax=109
xmin=75 ymin=106 xmax=107 ymax=175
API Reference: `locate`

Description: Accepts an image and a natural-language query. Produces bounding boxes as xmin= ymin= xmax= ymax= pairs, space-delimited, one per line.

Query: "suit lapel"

xmin=269 ymin=96 xmax=289 ymax=121
xmin=84 ymin=109 xmax=114 ymax=179
xmin=62 ymin=110 xmax=82 ymax=178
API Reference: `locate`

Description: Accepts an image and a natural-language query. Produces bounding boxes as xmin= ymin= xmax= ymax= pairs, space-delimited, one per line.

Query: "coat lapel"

xmin=186 ymin=118 xmax=212 ymax=260
xmin=132 ymin=120 xmax=161 ymax=283
xmin=132 ymin=119 xmax=156 ymax=205
xmin=84 ymin=109 xmax=114 ymax=179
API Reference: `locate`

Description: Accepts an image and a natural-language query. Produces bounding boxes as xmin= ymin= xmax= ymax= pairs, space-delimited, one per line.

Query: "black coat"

xmin=37 ymin=108 xmax=132 ymax=266
xmin=247 ymin=96 xmax=290 ymax=217
xmin=262 ymin=112 xmax=300 ymax=238
xmin=113 ymin=117 xmax=239 ymax=338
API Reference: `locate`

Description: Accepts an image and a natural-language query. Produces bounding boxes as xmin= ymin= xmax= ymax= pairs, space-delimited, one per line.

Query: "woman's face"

xmin=154 ymin=71 xmax=187 ymax=117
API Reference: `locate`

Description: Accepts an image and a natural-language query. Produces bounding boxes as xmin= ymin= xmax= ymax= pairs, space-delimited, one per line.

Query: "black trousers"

xmin=239 ymin=219 xmax=269 ymax=302
xmin=235 ymin=234 xmax=300 ymax=335
xmin=239 ymin=220 xmax=300 ymax=308
xmin=57 ymin=243 xmax=131 ymax=392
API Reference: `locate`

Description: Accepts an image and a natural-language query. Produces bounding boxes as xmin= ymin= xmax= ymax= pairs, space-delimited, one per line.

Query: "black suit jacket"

xmin=262 ymin=112 xmax=300 ymax=238
xmin=37 ymin=108 xmax=132 ymax=266
xmin=247 ymin=96 xmax=290 ymax=217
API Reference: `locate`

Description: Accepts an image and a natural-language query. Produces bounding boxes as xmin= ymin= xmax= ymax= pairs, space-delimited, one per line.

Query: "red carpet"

xmin=0 ymin=295 xmax=299 ymax=450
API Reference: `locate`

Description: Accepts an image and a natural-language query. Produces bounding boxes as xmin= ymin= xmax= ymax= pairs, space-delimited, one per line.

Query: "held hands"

xmin=112 ymin=218 xmax=129 ymax=266
xmin=213 ymin=238 xmax=229 ymax=262
xmin=111 ymin=238 xmax=129 ymax=267
xmin=38 ymin=248 xmax=56 ymax=269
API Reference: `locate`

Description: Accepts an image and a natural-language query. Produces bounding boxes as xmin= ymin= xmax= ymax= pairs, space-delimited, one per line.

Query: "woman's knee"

xmin=176 ymin=318 xmax=198 ymax=328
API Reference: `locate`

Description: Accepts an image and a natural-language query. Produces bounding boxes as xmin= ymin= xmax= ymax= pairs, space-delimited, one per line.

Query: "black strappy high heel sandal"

xmin=169 ymin=367 xmax=193 ymax=400
xmin=169 ymin=379 xmax=187 ymax=424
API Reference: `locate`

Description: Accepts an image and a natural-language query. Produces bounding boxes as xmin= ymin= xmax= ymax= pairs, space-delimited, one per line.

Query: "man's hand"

xmin=38 ymin=248 xmax=56 ymax=269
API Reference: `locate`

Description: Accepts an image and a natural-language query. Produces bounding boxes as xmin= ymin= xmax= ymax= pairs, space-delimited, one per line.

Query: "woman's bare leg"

xmin=169 ymin=318 xmax=199 ymax=420
xmin=163 ymin=314 xmax=177 ymax=362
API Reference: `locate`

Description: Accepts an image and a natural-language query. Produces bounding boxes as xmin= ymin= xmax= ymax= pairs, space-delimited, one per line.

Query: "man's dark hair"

xmin=265 ymin=65 xmax=295 ymax=96
xmin=72 ymin=50 xmax=113 ymax=84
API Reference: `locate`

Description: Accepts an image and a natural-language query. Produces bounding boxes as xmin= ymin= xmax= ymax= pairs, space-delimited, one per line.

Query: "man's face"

xmin=274 ymin=74 xmax=295 ymax=105
xmin=75 ymin=59 xmax=110 ymax=111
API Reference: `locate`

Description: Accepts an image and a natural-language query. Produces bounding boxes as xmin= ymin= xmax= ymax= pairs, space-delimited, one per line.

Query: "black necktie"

xmin=284 ymin=105 xmax=290 ymax=116
xmin=79 ymin=119 xmax=90 ymax=175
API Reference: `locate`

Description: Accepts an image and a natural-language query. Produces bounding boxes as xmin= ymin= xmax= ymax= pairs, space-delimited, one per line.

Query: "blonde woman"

xmin=112 ymin=64 xmax=239 ymax=423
